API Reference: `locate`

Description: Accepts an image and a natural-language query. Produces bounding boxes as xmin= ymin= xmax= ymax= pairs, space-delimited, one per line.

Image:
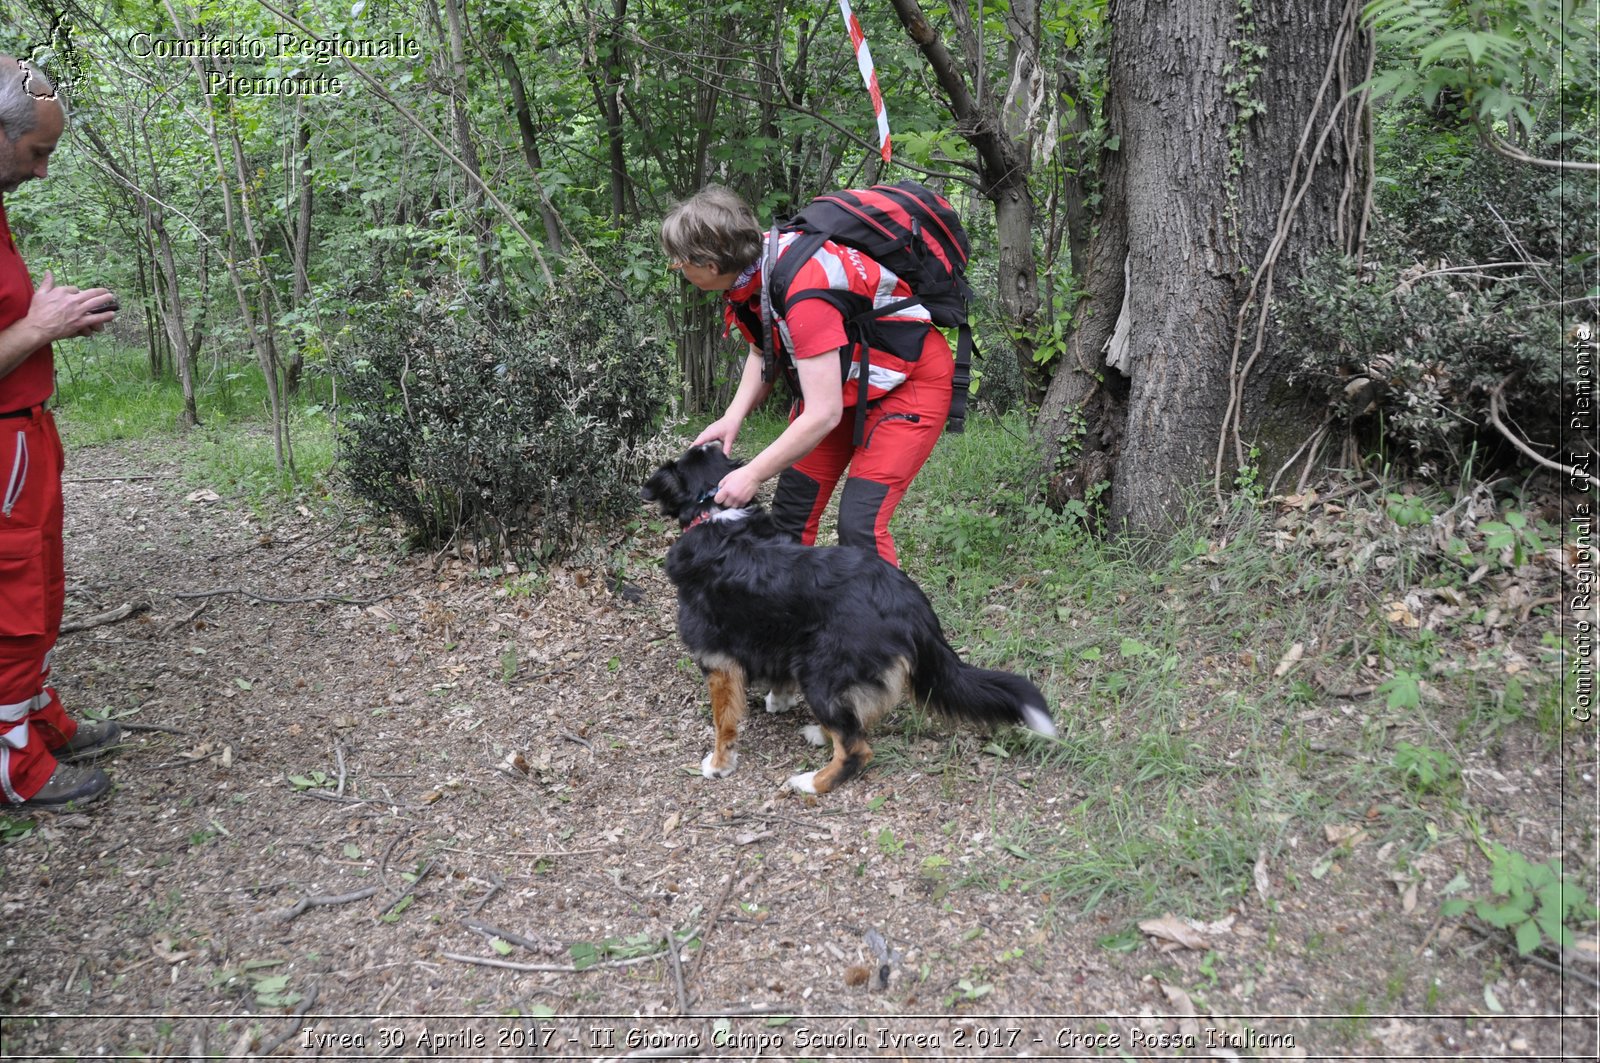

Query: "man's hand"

xmin=26 ymin=272 xmax=117 ymax=341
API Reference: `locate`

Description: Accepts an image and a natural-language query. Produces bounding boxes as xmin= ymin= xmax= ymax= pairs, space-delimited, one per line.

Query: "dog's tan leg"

xmin=785 ymin=728 xmax=873 ymax=795
xmin=701 ymin=665 xmax=747 ymax=779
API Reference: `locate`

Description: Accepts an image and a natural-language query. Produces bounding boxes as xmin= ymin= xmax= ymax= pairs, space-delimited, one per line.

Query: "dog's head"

xmin=640 ymin=442 xmax=744 ymax=527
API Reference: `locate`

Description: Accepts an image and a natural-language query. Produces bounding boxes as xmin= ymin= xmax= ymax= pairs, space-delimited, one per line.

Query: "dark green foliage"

xmin=1276 ymin=102 xmax=1588 ymax=473
xmin=337 ymin=287 xmax=672 ymax=562
xmin=1278 ymin=251 xmax=1563 ymax=469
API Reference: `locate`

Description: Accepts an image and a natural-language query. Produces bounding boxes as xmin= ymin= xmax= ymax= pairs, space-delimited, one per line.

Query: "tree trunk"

xmin=222 ymin=113 xmax=290 ymax=473
xmin=890 ymin=0 xmax=1043 ymax=395
xmin=501 ymin=51 xmax=566 ymax=257
xmin=436 ymin=0 xmax=495 ymax=290
xmin=285 ymin=99 xmax=312 ymax=394
xmin=1039 ymin=0 xmax=1370 ymax=533
xmin=152 ymin=215 xmax=200 ymax=427
xmin=581 ymin=0 xmax=632 ymax=221
xmin=677 ymin=288 xmax=733 ymax=415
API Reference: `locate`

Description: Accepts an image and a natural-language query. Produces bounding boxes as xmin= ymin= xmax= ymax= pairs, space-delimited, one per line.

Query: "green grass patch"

xmin=53 ymin=343 xmax=336 ymax=503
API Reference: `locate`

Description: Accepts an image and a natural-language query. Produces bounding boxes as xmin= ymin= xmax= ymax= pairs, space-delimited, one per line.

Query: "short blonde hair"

xmin=660 ymin=185 xmax=762 ymax=274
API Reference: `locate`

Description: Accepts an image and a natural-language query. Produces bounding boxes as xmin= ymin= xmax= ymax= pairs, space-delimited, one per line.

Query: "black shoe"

xmin=56 ymin=719 xmax=123 ymax=763
xmin=7 ymin=763 xmax=111 ymax=810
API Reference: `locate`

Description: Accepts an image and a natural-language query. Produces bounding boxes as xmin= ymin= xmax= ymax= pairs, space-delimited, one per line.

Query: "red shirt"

xmin=0 ymin=202 xmax=52 ymax=410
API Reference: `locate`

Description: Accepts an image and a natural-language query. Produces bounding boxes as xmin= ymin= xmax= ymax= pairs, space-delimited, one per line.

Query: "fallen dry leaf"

xmin=1273 ymin=642 xmax=1305 ymax=677
xmin=1158 ymin=981 xmax=1202 ymax=1040
xmin=1138 ymin=913 xmax=1209 ymax=951
xmin=1325 ymin=824 xmax=1368 ymax=846
xmin=1254 ymin=859 xmax=1272 ymax=903
xmin=1384 ymin=600 xmax=1420 ymax=628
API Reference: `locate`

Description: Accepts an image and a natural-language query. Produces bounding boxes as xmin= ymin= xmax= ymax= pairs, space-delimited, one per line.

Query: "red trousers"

xmin=0 ymin=407 xmax=76 ymax=803
xmin=771 ymin=351 xmax=953 ymax=567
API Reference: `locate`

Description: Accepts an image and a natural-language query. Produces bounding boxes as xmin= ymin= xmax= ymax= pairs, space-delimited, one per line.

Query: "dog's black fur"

xmin=641 ymin=442 xmax=1056 ymax=794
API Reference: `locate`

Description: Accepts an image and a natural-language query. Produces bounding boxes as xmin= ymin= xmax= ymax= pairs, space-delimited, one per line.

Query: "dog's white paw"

xmin=701 ymin=750 xmax=738 ymax=779
xmin=784 ymin=771 xmax=818 ymax=795
xmin=800 ymin=724 xmax=826 ymax=747
xmin=765 ymin=690 xmax=799 ymax=714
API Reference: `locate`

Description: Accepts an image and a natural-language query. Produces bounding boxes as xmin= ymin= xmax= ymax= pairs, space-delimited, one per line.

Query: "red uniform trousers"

xmin=0 ymin=406 xmax=77 ymax=803
xmin=770 ymin=336 xmax=954 ymax=567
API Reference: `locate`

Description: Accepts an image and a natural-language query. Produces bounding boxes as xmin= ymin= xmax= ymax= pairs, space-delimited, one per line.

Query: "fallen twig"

xmin=1490 ymin=377 xmax=1600 ymax=491
xmin=1459 ymin=917 xmax=1600 ymax=990
xmin=466 ymin=874 xmax=504 ymax=918
xmin=442 ymin=950 xmax=668 ymax=974
xmin=167 ymin=601 xmax=213 ymax=632
xmin=461 ymin=918 xmax=563 ymax=956
xmin=62 ymin=474 xmax=161 ymax=483
xmin=686 ymin=852 xmax=745 ymax=985
xmin=60 ymin=601 xmax=150 ymax=634
xmin=333 ymin=741 xmax=348 ymax=798
xmin=683 ymin=1003 xmax=791 ymax=1018
xmin=270 ymin=885 xmax=379 ymax=923
xmin=664 ymin=925 xmax=689 ymax=1015
xmin=378 ymin=859 xmax=433 ymax=920
xmin=1519 ymin=949 xmax=1600 ymax=990
xmin=252 ymin=984 xmax=320 ymax=1057
xmin=173 ymin=582 xmax=419 ymax=607
xmin=120 ymin=721 xmax=194 ymax=737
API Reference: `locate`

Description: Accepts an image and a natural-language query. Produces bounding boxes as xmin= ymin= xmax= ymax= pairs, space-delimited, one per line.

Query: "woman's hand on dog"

xmin=692 ymin=415 xmax=742 ymax=453
xmin=713 ymin=464 xmax=762 ymax=508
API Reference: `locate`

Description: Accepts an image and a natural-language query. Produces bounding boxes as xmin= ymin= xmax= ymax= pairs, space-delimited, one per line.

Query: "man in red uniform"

xmin=661 ymin=185 xmax=951 ymax=568
xmin=0 ymin=56 xmax=122 ymax=809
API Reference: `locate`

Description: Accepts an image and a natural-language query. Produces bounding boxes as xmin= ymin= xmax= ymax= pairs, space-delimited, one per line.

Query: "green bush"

xmin=1278 ymin=250 xmax=1563 ymax=470
xmin=1276 ymin=104 xmax=1592 ymax=473
xmin=337 ymin=286 xmax=672 ymax=562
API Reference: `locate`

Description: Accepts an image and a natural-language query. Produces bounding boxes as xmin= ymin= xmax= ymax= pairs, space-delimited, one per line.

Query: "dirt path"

xmin=0 ymin=438 xmax=1592 ymax=1059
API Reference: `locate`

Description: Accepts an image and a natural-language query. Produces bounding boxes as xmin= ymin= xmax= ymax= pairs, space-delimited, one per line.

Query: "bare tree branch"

xmin=1489 ymin=377 xmax=1600 ymax=491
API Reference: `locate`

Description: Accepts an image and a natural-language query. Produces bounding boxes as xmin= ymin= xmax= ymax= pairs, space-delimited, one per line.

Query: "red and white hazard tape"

xmin=838 ymin=0 xmax=891 ymax=162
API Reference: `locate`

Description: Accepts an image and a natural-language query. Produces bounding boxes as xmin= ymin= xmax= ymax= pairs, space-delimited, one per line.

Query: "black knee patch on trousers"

xmin=838 ymin=477 xmax=890 ymax=554
xmin=770 ymin=468 xmax=821 ymax=543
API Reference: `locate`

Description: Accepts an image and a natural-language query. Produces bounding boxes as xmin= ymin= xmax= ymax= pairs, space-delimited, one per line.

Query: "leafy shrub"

xmin=1276 ymin=82 xmax=1592 ymax=477
xmin=1443 ymin=842 xmax=1598 ymax=956
xmin=337 ymin=285 xmax=672 ymax=562
xmin=1278 ymin=251 xmax=1564 ymax=471
xmin=1278 ymin=146 xmax=1590 ymax=469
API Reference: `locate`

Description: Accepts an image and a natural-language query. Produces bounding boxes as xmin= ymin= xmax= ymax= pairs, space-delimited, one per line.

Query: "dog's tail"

xmin=911 ymin=632 xmax=1056 ymax=739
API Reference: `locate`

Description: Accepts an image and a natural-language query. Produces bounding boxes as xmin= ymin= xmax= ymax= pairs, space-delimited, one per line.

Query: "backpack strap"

xmin=947 ymin=323 xmax=973 ymax=434
xmin=758 ymin=224 xmax=782 ymax=383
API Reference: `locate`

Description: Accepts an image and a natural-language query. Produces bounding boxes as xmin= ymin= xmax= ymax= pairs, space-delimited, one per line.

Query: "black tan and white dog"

xmin=641 ymin=443 xmax=1056 ymax=795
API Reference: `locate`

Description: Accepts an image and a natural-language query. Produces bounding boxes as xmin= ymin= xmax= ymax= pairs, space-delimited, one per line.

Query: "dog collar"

xmin=683 ymin=488 xmax=719 ymax=532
